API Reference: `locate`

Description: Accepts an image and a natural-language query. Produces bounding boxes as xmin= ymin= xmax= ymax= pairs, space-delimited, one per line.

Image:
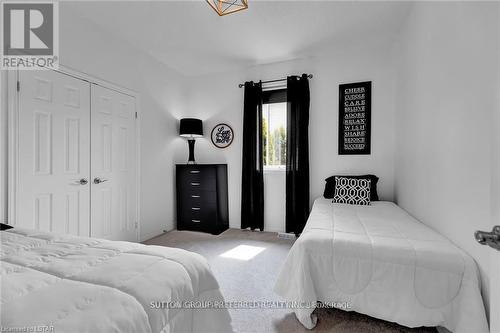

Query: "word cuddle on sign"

xmin=338 ymin=81 xmax=371 ymax=155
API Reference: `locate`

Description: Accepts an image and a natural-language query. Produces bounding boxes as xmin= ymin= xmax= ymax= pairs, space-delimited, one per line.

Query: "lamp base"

xmin=187 ymin=139 xmax=196 ymax=164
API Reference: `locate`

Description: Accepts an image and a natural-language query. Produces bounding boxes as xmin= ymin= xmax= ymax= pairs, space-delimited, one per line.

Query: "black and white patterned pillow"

xmin=333 ymin=177 xmax=371 ymax=205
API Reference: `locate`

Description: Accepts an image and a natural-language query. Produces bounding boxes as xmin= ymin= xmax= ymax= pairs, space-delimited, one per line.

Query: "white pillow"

xmin=333 ymin=177 xmax=371 ymax=205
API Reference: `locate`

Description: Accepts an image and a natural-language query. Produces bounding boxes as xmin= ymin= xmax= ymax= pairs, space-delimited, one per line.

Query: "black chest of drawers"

xmin=176 ymin=164 xmax=229 ymax=235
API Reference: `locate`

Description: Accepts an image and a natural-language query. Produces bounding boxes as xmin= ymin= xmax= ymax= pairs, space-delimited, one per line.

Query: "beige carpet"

xmin=145 ymin=229 xmax=437 ymax=333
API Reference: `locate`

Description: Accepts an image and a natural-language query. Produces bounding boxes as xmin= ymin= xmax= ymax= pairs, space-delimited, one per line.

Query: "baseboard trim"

xmin=140 ymin=227 xmax=174 ymax=243
xmin=437 ymin=326 xmax=451 ymax=333
xmin=277 ymin=232 xmax=297 ymax=240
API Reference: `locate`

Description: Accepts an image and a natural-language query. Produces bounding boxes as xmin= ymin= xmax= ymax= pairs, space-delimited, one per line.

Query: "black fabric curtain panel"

xmin=241 ymin=81 xmax=265 ymax=231
xmin=286 ymin=74 xmax=311 ymax=235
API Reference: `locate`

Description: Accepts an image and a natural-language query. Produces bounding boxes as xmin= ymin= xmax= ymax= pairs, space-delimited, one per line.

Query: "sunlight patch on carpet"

xmin=219 ymin=245 xmax=266 ymax=260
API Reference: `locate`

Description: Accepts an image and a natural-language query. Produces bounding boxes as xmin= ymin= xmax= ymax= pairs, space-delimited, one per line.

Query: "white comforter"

xmin=274 ymin=198 xmax=488 ymax=333
xmin=0 ymin=228 xmax=233 ymax=333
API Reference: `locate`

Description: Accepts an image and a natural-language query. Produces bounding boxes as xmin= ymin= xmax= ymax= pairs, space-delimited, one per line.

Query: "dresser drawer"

xmin=183 ymin=190 xmax=216 ymax=207
xmin=181 ymin=192 xmax=216 ymax=214
xmin=178 ymin=167 xmax=216 ymax=191
xmin=186 ymin=208 xmax=217 ymax=224
xmin=180 ymin=208 xmax=217 ymax=231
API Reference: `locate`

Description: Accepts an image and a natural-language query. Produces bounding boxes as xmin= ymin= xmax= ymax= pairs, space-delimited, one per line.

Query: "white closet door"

xmin=17 ymin=70 xmax=91 ymax=236
xmin=90 ymin=84 xmax=137 ymax=241
xmin=490 ymin=77 xmax=500 ymax=333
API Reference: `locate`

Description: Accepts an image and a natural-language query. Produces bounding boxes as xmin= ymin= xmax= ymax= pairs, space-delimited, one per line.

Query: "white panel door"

xmin=91 ymin=84 xmax=137 ymax=241
xmin=490 ymin=63 xmax=500 ymax=333
xmin=489 ymin=34 xmax=500 ymax=332
xmin=17 ymin=70 xmax=91 ymax=236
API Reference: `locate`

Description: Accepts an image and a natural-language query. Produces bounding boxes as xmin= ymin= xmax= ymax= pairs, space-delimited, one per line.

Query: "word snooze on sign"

xmin=1 ymin=1 xmax=59 ymax=70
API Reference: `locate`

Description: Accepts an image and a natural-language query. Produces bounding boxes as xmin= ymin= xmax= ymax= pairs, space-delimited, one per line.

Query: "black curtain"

xmin=286 ymin=74 xmax=310 ymax=235
xmin=241 ymin=81 xmax=264 ymax=231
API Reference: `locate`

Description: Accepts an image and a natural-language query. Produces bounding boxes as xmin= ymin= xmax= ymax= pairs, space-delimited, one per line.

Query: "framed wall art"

xmin=211 ymin=123 xmax=234 ymax=148
xmin=338 ymin=81 xmax=372 ymax=155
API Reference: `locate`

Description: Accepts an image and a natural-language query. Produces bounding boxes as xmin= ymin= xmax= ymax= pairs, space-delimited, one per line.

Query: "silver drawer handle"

xmin=191 ymin=182 xmax=200 ymax=186
xmin=190 ymin=170 xmax=200 ymax=174
xmin=192 ymin=219 xmax=201 ymax=223
xmin=191 ymin=195 xmax=200 ymax=198
xmin=192 ymin=207 xmax=200 ymax=211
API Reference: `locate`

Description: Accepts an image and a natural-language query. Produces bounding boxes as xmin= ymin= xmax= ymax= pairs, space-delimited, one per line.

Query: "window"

xmin=262 ymin=89 xmax=287 ymax=169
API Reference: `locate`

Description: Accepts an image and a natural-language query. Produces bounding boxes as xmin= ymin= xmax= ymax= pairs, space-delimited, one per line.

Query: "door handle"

xmin=475 ymin=226 xmax=500 ymax=251
xmin=93 ymin=177 xmax=109 ymax=184
xmin=77 ymin=178 xmax=88 ymax=185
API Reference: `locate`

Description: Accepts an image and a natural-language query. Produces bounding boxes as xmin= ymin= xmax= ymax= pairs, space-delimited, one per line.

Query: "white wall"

xmin=394 ymin=1 xmax=500 ymax=320
xmin=491 ymin=55 xmax=500 ymax=331
xmin=60 ymin=5 xmax=189 ymax=241
xmin=491 ymin=6 xmax=500 ymax=330
xmin=175 ymin=37 xmax=397 ymax=231
xmin=0 ymin=71 xmax=7 ymax=224
xmin=0 ymin=5 xmax=187 ymax=240
xmin=0 ymin=3 xmax=407 ymax=236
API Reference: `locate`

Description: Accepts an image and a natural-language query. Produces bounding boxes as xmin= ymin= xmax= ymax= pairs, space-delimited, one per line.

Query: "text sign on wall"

xmin=338 ymin=81 xmax=371 ymax=155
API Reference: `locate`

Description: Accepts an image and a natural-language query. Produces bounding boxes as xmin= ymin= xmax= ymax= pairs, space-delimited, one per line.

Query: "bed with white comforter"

xmin=274 ymin=198 xmax=488 ymax=333
xmin=0 ymin=228 xmax=233 ymax=333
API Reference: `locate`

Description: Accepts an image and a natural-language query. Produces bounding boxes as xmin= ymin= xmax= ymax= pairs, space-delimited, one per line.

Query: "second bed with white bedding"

xmin=274 ymin=198 xmax=488 ymax=333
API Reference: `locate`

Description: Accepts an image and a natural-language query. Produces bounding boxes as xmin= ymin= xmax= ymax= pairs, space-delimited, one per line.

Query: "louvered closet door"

xmin=90 ymin=84 xmax=137 ymax=241
xmin=17 ymin=70 xmax=91 ymax=236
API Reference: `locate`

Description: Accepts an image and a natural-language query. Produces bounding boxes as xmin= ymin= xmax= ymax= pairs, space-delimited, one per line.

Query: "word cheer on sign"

xmin=338 ymin=81 xmax=372 ymax=155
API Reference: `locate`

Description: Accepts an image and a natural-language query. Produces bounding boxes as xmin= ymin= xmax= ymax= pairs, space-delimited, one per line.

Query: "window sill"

xmin=264 ymin=166 xmax=286 ymax=173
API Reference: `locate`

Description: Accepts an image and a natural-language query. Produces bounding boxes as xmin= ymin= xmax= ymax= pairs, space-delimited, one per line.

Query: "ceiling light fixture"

xmin=206 ymin=0 xmax=248 ymax=16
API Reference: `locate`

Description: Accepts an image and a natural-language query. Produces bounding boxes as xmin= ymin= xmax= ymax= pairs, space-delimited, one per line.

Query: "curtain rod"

xmin=238 ymin=74 xmax=313 ymax=88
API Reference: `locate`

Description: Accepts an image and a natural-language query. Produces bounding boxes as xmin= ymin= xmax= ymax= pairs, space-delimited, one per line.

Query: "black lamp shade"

xmin=179 ymin=118 xmax=203 ymax=138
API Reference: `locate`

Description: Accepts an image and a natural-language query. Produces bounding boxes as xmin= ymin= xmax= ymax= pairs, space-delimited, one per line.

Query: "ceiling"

xmin=66 ymin=1 xmax=412 ymax=76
